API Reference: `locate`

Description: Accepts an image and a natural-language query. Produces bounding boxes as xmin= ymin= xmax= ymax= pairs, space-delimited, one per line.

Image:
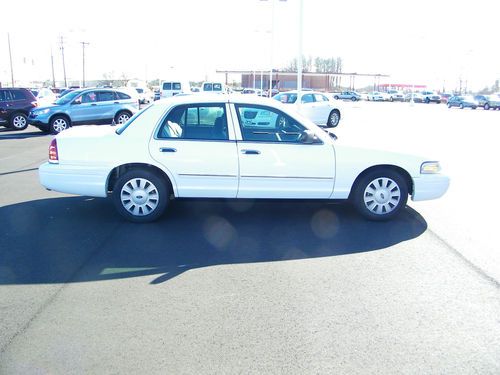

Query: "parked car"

xmin=332 ymin=91 xmax=361 ymax=101
xmin=439 ymin=93 xmax=453 ymax=104
xmin=405 ymin=92 xmax=424 ymax=103
xmin=31 ymin=87 xmax=58 ymax=106
xmin=387 ymin=90 xmax=405 ymax=102
xmin=421 ymin=91 xmax=441 ymax=104
xmin=273 ymin=90 xmax=341 ymax=127
xmin=160 ymin=80 xmax=191 ymax=98
xmin=28 ymin=88 xmax=139 ymax=134
xmin=367 ymin=92 xmax=389 ymax=101
xmin=135 ymin=87 xmax=154 ymax=104
xmin=241 ymin=88 xmax=264 ymax=96
xmin=447 ymin=95 xmax=478 ymax=109
xmin=0 ymin=88 xmax=38 ymax=130
xmin=39 ymin=94 xmax=449 ymax=223
xmin=473 ymin=95 xmax=500 ymax=110
xmin=202 ymin=82 xmax=230 ymax=94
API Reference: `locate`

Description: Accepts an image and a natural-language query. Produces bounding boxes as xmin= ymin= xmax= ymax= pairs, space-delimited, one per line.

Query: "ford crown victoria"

xmin=39 ymin=95 xmax=449 ymax=222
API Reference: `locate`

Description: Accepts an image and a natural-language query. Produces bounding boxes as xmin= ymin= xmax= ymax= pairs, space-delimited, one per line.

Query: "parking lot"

xmin=1 ymin=101 xmax=499 ymax=373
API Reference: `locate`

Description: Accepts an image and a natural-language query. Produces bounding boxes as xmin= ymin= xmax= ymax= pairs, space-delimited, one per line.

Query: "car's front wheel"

xmin=352 ymin=168 xmax=408 ymax=221
xmin=112 ymin=169 xmax=168 ymax=223
xmin=9 ymin=112 xmax=28 ymax=130
xmin=484 ymin=103 xmax=490 ymax=110
xmin=326 ymin=110 xmax=340 ymax=128
xmin=50 ymin=115 xmax=70 ymax=134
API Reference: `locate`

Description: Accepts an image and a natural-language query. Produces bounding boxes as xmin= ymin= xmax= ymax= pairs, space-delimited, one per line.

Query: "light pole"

xmin=59 ymin=36 xmax=67 ymax=88
xmin=7 ymin=33 xmax=14 ymax=87
xmin=297 ymin=0 xmax=303 ymax=97
xmin=81 ymin=41 xmax=89 ymax=87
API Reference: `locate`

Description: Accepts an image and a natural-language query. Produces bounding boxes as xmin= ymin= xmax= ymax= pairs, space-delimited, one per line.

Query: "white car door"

xmin=232 ymin=103 xmax=335 ymax=199
xmin=296 ymin=93 xmax=322 ymax=124
xmin=149 ymin=103 xmax=239 ymax=198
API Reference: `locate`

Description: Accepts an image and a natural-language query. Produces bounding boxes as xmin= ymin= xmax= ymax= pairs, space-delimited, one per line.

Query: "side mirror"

xmin=71 ymin=101 xmax=81 ymax=105
xmin=323 ymin=128 xmax=338 ymax=140
xmin=300 ymin=130 xmax=322 ymax=144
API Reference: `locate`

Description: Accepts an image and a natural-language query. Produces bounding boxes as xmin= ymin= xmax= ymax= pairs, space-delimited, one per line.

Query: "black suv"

xmin=0 ymin=88 xmax=38 ymax=130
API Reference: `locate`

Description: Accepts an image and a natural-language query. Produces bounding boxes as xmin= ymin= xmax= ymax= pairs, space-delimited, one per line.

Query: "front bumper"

xmin=39 ymin=162 xmax=110 ymax=197
xmin=411 ymin=174 xmax=450 ymax=201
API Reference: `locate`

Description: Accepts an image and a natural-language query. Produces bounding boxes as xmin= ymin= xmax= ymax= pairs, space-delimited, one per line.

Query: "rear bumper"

xmin=411 ymin=174 xmax=450 ymax=201
xmin=39 ymin=162 xmax=110 ymax=197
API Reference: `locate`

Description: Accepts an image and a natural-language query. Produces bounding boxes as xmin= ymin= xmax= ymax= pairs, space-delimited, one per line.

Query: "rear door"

xmin=149 ymin=102 xmax=239 ymax=197
xmin=95 ymin=91 xmax=117 ymax=122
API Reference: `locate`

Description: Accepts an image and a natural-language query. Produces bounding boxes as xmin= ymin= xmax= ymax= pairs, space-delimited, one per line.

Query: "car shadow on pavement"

xmin=0 ymin=128 xmax=47 ymax=139
xmin=0 ymin=196 xmax=427 ymax=285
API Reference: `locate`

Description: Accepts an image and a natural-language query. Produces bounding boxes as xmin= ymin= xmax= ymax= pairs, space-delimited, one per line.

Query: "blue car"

xmin=447 ymin=95 xmax=478 ymax=109
xmin=28 ymin=88 xmax=139 ymax=134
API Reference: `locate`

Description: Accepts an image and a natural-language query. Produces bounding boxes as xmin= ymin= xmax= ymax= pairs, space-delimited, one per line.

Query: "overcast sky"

xmin=1 ymin=0 xmax=499 ymax=91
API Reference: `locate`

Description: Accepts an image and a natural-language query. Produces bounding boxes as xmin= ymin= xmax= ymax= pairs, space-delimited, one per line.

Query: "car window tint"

xmin=162 ymin=82 xmax=172 ymax=90
xmin=236 ymin=104 xmax=305 ymax=143
xmin=172 ymin=82 xmax=181 ymax=90
xmin=275 ymin=93 xmax=297 ymax=104
xmin=82 ymin=92 xmax=97 ymax=103
xmin=97 ymin=91 xmax=115 ymax=102
xmin=301 ymin=94 xmax=314 ymax=103
xmin=116 ymin=91 xmax=131 ymax=100
xmin=0 ymin=91 xmax=5 ymax=102
xmin=11 ymin=90 xmax=25 ymax=100
xmin=203 ymin=83 xmax=213 ymax=91
xmin=158 ymin=104 xmax=228 ymax=141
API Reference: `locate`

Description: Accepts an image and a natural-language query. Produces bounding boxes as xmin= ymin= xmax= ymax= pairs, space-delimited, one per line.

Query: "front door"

xmin=232 ymin=103 xmax=335 ymax=199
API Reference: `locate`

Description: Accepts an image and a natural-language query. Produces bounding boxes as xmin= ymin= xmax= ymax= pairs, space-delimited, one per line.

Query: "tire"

xmin=327 ymin=110 xmax=340 ymax=128
xmin=351 ymin=97 xmax=356 ymax=101
xmin=50 ymin=115 xmax=70 ymax=134
xmin=115 ymin=111 xmax=132 ymax=125
xmin=112 ymin=169 xmax=168 ymax=223
xmin=425 ymin=98 xmax=430 ymax=104
xmin=352 ymin=168 xmax=408 ymax=221
xmin=447 ymin=103 xmax=452 ymax=108
xmin=9 ymin=112 xmax=28 ymax=130
xmin=390 ymin=97 xmax=394 ymax=102
xmin=484 ymin=103 xmax=490 ymax=110
xmin=334 ymin=95 xmax=339 ymax=100
xmin=460 ymin=103 xmax=464 ymax=109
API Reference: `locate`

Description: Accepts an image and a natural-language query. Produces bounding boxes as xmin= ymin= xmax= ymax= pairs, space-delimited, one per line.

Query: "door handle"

xmin=241 ymin=149 xmax=260 ymax=155
xmin=91 ymin=103 xmax=97 ymax=106
xmin=160 ymin=147 xmax=177 ymax=152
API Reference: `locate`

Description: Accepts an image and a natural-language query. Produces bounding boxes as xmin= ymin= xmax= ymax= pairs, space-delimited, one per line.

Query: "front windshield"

xmin=55 ymin=90 xmax=82 ymax=105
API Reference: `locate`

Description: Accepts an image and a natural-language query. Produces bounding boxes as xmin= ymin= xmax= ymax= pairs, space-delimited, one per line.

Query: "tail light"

xmin=49 ymin=138 xmax=59 ymax=163
xmin=31 ymin=101 xmax=38 ymax=107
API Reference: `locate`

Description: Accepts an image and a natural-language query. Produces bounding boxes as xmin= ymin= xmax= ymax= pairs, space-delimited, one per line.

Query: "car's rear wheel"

xmin=50 ymin=116 xmax=70 ymax=134
xmin=115 ymin=111 xmax=132 ymax=125
xmin=327 ymin=110 xmax=340 ymax=128
xmin=112 ymin=169 xmax=168 ymax=223
xmin=447 ymin=103 xmax=452 ymax=108
xmin=460 ymin=103 xmax=464 ymax=109
xmin=10 ymin=112 xmax=28 ymax=130
xmin=484 ymin=103 xmax=490 ymax=110
xmin=352 ymin=168 xmax=408 ymax=221
xmin=351 ymin=97 xmax=357 ymax=101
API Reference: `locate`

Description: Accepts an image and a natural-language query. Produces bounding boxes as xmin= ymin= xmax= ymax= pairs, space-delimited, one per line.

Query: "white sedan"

xmin=273 ymin=91 xmax=341 ymax=127
xmin=39 ymin=94 xmax=449 ymax=222
xmin=367 ymin=91 xmax=390 ymax=102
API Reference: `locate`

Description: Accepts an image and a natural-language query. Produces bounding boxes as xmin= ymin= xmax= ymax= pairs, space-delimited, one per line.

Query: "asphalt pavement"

xmin=0 ymin=104 xmax=499 ymax=374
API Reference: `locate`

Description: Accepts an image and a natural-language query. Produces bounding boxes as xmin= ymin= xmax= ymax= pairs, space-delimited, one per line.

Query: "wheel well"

xmin=49 ymin=113 xmax=71 ymax=125
xmin=9 ymin=110 xmax=29 ymax=118
xmin=115 ymin=109 xmax=132 ymax=117
xmin=107 ymin=163 xmax=174 ymax=196
xmin=348 ymin=165 xmax=413 ymax=200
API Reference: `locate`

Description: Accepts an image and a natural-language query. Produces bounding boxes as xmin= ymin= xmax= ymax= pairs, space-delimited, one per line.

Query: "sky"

xmin=1 ymin=0 xmax=499 ymax=91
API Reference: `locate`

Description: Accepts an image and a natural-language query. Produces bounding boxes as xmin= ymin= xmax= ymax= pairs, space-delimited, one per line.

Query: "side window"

xmin=97 ymin=91 xmax=115 ymax=102
xmin=3 ymin=90 xmax=13 ymax=101
xmin=162 ymin=82 xmax=172 ymax=90
xmin=82 ymin=91 xmax=97 ymax=103
xmin=236 ymin=104 xmax=306 ymax=143
xmin=203 ymin=83 xmax=213 ymax=91
xmin=172 ymin=82 xmax=181 ymax=90
xmin=157 ymin=104 xmax=228 ymax=141
xmin=301 ymin=94 xmax=314 ymax=104
xmin=314 ymin=94 xmax=327 ymax=102
xmin=116 ymin=91 xmax=131 ymax=100
xmin=12 ymin=90 xmax=25 ymax=101
xmin=0 ymin=90 xmax=5 ymax=102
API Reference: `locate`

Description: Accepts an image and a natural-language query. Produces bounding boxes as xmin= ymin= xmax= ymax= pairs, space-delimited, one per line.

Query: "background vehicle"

xmin=439 ymin=93 xmax=452 ymax=104
xmin=160 ymin=80 xmax=190 ymax=98
xmin=367 ymin=92 xmax=389 ymax=101
xmin=0 ymin=88 xmax=38 ymax=130
xmin=135 ymin=87 xmax=154 ymax=104
xmin=421 ymin=91 xmax=441 ymax=104
xmin=202 ymin=82 xmax=229 ymax=94
xmin=31 ymin=87 xmax=58 ymax=106
xmin=473 ymin=94 xmax=500 ymax=110
xmin=387 ymin=90 xmax=405 ymax=102
xmin=241 ymin=88 xmax=264 ymax=96
xmin=332 ymin=91 xmax=361 ymax=101
xmin=273 ymin=90 xmax=341 ymax=127
xmin=28 ymin=88 xmax=139 ymax=134
xmin=447 ymin=95 xmax=478 ymax=109
xmin=405 ymin=92 xmax=424 ymax=103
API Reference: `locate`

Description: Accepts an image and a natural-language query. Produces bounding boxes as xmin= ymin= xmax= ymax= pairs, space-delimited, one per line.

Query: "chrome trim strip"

xmin=178 ymin=174 xmax=238 ymax=178
xmin=240 ymin=175 xmax=333 ymax=180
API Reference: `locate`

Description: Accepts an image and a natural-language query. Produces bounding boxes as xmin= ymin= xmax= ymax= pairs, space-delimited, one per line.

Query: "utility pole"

xmin=7 ymin=33 xmax=14 ymax=87
xmin=80 ymin=41 xmax=89 ymax=87
xmin=59 ymin=35 xmax=67 ymax=87
xmin=50 ymin=48 xmax=56 ymax=87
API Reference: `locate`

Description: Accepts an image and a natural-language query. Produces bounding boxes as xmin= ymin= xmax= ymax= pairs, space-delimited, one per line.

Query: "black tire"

xmin=112 ymin=169 xmax=168 ymax=223
xmin=447 ymin=103 xmax=452 ymax=108
xmin=390 ymin=97 xmax=394 ymax=102
xmin=334 ymin=95 xmax=339 ymax=100
xmin=351 ymin=97 xmax=357 ymax=101
xmin=352 ymin=168 xmax=408 ymax=221
xmin=50 ymin=115 xmax=70 ymax=134
xmin=9 ymin=112 xmax=28 ymax=130
xmin=327 ymin=110 xmax=340 ymax=128
xmin=115 ymin=111 xmax=132 ymax=125
xmin=484 ymin=103 xmax=490 ymax=110
xmin=425 ymin=98 xmax=430 ymax=104
xmin=460 ymin=103 xmax=464 ymax=109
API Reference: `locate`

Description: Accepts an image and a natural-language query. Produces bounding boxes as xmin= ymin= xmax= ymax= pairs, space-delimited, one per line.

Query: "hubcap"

xmin=363 ymin=177 xmax=401 ymax=215
xmin=117 ymin=114 xmax=130 ymax=124
xmin=329 ymin=112 xmax=339 ymax=126
xmin=120 ymin=178 xmax=159 ymax=216
xmin=13 ymin=115 xmax=26 ymax=129
xmin=53 ymin=119 xmax=68 ymax=132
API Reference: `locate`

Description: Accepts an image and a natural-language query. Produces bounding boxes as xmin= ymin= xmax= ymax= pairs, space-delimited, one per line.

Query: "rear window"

xmin=116 ymin=91 xmax=131 ymax=100
xmin=0 ymin=89 xmax=27 ymax=101
xmin=162 ymin=82 xmax=172 ymax=90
